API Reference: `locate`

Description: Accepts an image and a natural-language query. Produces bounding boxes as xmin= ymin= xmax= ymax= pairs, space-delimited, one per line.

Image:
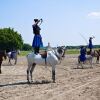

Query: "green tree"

xmin=0 ymin=27 xmax=23 ymax=52
xmin=22 ymin=43 xmax=32 ymax=51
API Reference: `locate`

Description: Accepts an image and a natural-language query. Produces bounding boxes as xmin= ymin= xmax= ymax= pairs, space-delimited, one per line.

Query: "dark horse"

xmin=0 ymin=51 xmax=6 ymax=74
xmin=87 ymin=49 xmax=100 ymax=63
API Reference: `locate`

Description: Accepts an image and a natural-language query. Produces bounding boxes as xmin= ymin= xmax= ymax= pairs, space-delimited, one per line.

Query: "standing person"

xmin=47 ymin=42 xmax=52 ymax=50
xmin=88 ymin=37 xmax=94 ymax=54
xmin=32 ymin=19 xmax=43 ymax=54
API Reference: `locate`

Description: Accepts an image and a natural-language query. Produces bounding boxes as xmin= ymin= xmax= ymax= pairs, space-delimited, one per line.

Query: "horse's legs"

xmin=15 ymin=57 xmax=17 ymax=65
xmin=90 ymin=59 xmax=93 ymax=68
xmin=27 ymin=64 xmax=31 ymax=83
xmin=98 ymin=56 xmax=100 ymax=63
xmin=8 ymin=58 xmax=12 ymax=65
xmin=96 ymin=56 xmax=99 ymax=64
xmin=30 ymin=63 xmax=36 ymax=82
xmin=81 ymin=62 xmax=84 ymax=69
xmin=52 ymin=65 xmax=56 ymax=83
xmin=77 ymin=56 xmax=84 ymax=69
xmin=77 ymin=56 xmax=80 ymax=68
xmin=9 ymin=58 xmax=10 ymax=63
xmin=0 ymin=62 xmax=2 ymax=74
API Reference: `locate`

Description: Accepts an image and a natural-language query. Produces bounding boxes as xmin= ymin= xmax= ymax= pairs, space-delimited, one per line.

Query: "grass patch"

xmin=19 ymin=49 xmax=80 ymax=56
xmin=66 ymin=49 xmax=79 ymax=54
xmin=19 ymin=51 xmax=32 ymax=56
xmin=19 ymin=48 xmax=100 ymax=56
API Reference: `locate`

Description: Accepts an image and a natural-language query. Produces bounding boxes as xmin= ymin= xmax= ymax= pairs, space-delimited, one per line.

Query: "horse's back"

xmin=7 ymin=51 xmax=17 ymax=59
xmin=86 ymin=55 xmax=92 ymax=60
xmin=27 ymin=51 xmax=58 ymax=66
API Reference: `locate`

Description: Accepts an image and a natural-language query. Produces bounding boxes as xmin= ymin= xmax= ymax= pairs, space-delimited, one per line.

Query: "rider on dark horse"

xmin=79 ymin=46 xmax=86 ymax=62
xmin=11 ymin=51 xmax=16 ymax=59
xmin=9 ymin=48 xmax=16 ymax=59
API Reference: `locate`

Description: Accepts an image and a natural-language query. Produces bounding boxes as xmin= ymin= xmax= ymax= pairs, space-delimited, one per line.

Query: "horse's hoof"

xmin=82 ymin=67 xmax=84 ymax=69
xmin=53 ymin=80 xmax=56 ymax=83
xmin=27 ymin=80 xmax=30 ymax=84
xmin=31 ymin=80 xmax=33 ymax=83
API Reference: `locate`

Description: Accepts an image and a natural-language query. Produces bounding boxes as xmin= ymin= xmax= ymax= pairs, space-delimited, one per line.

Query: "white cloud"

xmin=88 ymin=12 xmax=100 ymax=18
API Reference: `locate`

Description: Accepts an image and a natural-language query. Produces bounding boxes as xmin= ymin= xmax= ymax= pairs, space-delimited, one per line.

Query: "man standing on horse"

xmin=88 ymin=37 xmax=94 ymax=54
xmin=32 ymin=19 xmax=43 ymax=54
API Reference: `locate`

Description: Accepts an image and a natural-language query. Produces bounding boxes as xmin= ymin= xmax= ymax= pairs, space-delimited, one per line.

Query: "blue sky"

xmin=0 ymin=0 xmax=100 ymax=46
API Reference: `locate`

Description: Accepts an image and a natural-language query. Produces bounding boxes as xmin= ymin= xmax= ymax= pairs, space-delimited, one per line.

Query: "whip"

xmin=79 ymin=33 xmax=88 ymax=46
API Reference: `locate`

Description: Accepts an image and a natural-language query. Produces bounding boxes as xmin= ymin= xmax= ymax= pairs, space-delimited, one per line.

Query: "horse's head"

xmin=52 ymin=46 xmax=65 ymax=61
xmin=57 ymin=46 xmax=66 ymax=58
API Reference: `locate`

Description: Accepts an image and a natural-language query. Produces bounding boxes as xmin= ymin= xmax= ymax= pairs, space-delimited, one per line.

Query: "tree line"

xmin=66 ymin=45 xmax=100 ymax=49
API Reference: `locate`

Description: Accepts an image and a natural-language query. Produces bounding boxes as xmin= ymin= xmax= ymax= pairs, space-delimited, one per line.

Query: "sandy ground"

xmin=0 ymin=54 xmax=100 ymax=100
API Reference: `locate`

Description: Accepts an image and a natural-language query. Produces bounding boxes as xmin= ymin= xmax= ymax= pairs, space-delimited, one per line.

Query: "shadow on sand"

xmin=0 ymin=80 xmax=52 ymax=87
xmin=73 ymin=67 xmax=93 ymax=69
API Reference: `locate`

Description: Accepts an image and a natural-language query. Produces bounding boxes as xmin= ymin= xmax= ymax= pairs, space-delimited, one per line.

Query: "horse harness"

xmin=40 ymin=48 xmax=64 ymax=65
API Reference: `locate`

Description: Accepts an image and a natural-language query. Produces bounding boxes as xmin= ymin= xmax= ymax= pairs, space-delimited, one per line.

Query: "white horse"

xmin=26 ymin=48 xmax=64 ymax=83
xmin=77 ymin=55 xmax=93 ymax=69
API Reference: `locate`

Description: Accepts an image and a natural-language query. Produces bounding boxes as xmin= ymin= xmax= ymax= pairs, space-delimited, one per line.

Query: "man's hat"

xmin=34 ymin=19 xmax=39 ymax=22
xmin=90 ymin=37 xmax=93 ymax=39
